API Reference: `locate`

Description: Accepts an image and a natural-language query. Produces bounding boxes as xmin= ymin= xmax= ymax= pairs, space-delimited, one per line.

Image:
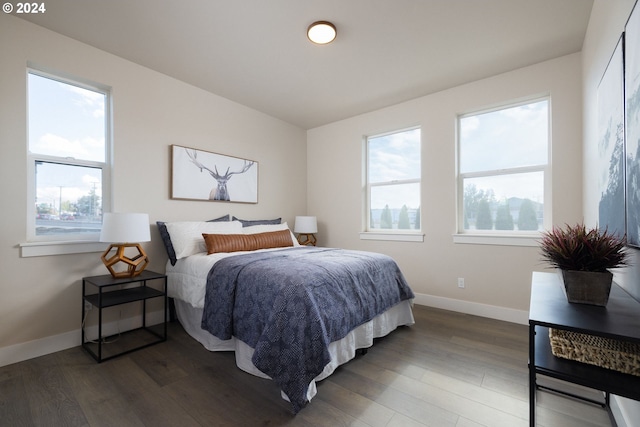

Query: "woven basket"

xmin=549 ymin=328 xmax=640 ymax=376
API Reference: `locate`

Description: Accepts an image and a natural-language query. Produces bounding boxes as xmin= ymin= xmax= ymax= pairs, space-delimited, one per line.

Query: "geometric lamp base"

xmin=296 ymin=233 xmax=317 ymax=246
xmin=101 ymin=243 xmax=149 ymax=279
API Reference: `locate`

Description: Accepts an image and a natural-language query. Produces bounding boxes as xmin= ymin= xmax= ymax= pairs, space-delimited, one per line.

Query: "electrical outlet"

xmin=84 ymin=300 xmax=92 ymax=311
xmin=457 ymin=277 xmax=465 ymax=289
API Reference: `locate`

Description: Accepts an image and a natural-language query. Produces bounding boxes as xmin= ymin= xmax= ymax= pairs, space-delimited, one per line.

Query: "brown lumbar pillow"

xmin=203 ymin=229 xmax=293 ymax=254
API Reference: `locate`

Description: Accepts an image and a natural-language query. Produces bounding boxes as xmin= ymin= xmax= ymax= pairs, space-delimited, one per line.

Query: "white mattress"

xmin=166 ymin=252 xmax=415 ymax=405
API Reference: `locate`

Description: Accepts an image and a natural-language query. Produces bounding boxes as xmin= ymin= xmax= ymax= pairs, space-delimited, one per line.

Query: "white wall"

xmin=307 ymin=54 xmax=583 ymax=319
xmin=583 ymin=1 xmax=640 ymax=425
xmin=0 ymin=14 xmax=307 ymax=364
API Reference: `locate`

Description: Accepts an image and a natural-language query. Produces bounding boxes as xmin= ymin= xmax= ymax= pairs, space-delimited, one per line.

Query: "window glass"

xmin=368 ymin=130 xmax=421 ymax=182
xmin=28 ymin=71 xmax=109 ymax=240
xmin=28 ymin=73 xmax=106 ymax=162
xmin=366 ymin=128 xmax=421 ymax=231
xmin=458 ymin=99 xmax=549 ymax=233
xmin=459 ymin=100 xmax=548 ymax=173
xmin=34 ymin=162 xmax=103 ymax=235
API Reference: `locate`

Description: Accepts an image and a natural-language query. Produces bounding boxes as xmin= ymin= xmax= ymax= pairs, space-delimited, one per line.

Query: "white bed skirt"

xmin=174 ymin=298 xmax=415 ymax=403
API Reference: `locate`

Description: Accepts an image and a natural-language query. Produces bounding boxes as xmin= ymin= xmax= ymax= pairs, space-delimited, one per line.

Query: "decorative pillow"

xmin=164 ymin=220 xmax=242 ymax=261
xmin=242 ymin=222 xmax=299 ymax=246
xmin=157 ymin=215 xmax=230 ymax=265
xmin=203 ymin=229 xmax=293 ymax=254
xmin=232 ymin=216 xmax=281 ymax=227
xmin=242 ymin=222 xmax=289 ymax=234
xmin=207 ymin=215 xmax=231 ymax=222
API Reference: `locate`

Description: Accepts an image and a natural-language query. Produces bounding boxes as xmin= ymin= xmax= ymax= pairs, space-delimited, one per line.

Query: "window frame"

xmin=361 ymin=126 xmax=424 ymax=242
xmin=23 ymin=68 xmax=112 ymax=253
xmin=455 ymin=96 xmax=551 ymax=243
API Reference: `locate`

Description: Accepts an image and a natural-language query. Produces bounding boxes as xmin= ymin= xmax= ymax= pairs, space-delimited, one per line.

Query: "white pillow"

xmin=243 ymin=222 xmax=300 ymax=246
xmin=166 ymin=220 xmax=243 ymax=259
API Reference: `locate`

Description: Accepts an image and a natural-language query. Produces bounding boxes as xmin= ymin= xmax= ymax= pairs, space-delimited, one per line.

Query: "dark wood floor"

xmin=0 ymin=305 xmax=611 ymax=426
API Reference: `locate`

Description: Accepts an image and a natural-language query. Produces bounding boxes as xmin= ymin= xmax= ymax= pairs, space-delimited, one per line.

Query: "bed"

xmin=158 ymin=218 xmax=415 ymax=412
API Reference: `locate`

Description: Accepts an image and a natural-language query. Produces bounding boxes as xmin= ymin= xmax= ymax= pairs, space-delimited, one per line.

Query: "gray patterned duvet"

xmin=200 ymin=246 xmax=414 ymax=413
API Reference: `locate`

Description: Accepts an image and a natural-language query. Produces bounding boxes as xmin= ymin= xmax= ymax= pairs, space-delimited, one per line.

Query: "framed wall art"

xmin=626 ymin=2 xmax=640 ymax=247
xmin=597 ymin=35 xmax=625 ymax=239
xmin=171 ymin=145 xmax=258 ymax=203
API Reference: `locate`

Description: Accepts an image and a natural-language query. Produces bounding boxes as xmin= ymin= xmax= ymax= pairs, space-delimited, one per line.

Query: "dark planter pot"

xmin=561 ymin=270 xmax=613 ymax=306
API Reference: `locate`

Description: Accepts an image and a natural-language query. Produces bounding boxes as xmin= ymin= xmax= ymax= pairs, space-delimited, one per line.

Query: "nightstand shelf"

xmin=82 ymin=270 xmax=167 ymax=363
xmin=84 ymin=287 xmax=165 ymax=308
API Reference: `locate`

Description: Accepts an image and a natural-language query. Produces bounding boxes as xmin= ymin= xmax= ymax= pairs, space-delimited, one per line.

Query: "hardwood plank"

xmin=101 ymin=356 xmax=201 ymax=427
xmin=455 ymin=417 xmax=487 ymax=427
xmin=129 ymin=343 xmax=189 ymax=387
xmin=329 ymin=366 xmax=458 ymax=427
xmin=163 ymin=366 xmax=289 ymax=426
xmin=20 ymin=352 xmax=88 ymax=427
xmin=291 ymin=396 xmax=371 ymax=427
xmin=316 ymin=379 xmax=395 ymax=427
xmin=343 ymin=357 xmax=527 ymax=427
xmin=0 ymin=376 xmax=34 ymax=426
xmin=535 ymin=389 xmax=611 ymax=427
xmin=481 ymin=371 xmax=529 ymax=400
xmin=0 ymin=305 xmax=614 ymax=426
xmin=365 ymin=337 xmax=487 ymax=386
xmin=60 ymin=352 xmax=146 ymax=427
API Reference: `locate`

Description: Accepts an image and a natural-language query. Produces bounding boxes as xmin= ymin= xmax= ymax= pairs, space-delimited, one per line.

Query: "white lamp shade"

xmin=100 ymin=213 xmax=151 ymax=243
xmin=294 ymin=216 xmax=318 ymax=234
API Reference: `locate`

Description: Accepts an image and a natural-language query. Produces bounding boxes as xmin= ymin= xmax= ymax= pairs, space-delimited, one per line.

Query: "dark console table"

xmin=529 ymin=271 xmax=640 ymax=426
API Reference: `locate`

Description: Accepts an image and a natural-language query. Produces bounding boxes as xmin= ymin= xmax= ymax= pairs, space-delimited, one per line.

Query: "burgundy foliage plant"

xmin=539 ymin=223 xmax=629 ymax=272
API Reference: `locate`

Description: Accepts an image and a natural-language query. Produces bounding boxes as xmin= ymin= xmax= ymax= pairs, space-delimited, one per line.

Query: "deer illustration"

xmin=185 ymin=148 xmax=254 ymax=201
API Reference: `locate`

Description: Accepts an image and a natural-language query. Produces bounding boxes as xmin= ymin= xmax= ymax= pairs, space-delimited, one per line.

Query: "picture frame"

xmin=626 ymin=2 xmax=640 ymax=247
xmin=597 ymin=35 xmax=626 ymax=239
xmin=171 ymin=144 xmax=258 ymax=203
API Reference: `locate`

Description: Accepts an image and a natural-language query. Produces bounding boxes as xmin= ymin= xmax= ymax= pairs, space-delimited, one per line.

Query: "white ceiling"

xmin=18 ymin=0 xmax=594 ymax=129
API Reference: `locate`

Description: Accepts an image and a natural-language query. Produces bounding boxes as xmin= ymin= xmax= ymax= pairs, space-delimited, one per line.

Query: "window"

xmin=26 ymin=70 xmax=111 ymax=243
xmin=365 ymin=127 xmax=421 ymax=235
xmin=457 ymin=98 xmax=549 ymax=237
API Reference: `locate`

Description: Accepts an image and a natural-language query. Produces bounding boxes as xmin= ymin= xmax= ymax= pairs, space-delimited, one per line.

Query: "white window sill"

xmin=452 ymin=233 xmax=540 ymax=247
xmin=360 ymin=232 xmax=425 ymax=242
xmin=20 ymin=240 xmax=107 ymax=257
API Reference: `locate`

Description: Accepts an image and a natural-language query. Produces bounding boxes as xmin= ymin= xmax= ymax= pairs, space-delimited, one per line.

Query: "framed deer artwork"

xmin=171 ymin=145 xmax=258 ymax=203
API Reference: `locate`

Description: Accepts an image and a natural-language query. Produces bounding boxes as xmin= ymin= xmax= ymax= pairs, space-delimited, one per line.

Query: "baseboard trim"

xmin=412 ymin=292 xmax=529 ymax=325
xmin=0 ymin=329 xmax=79 ymax=368
xmin=0 ymin=310 xmax=165 ymax=368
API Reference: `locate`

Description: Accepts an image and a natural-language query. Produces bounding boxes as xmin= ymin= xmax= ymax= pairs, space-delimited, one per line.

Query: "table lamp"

xmin=294 ymin=216 xmax=317 ymax=246
xmin=100 ymin=212 xmax=151 ymax=278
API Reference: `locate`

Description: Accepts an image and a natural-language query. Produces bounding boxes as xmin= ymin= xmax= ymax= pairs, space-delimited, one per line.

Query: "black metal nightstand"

xmin=82 ymin=270 xmax=167 ymax=362
xmin=528 ymin=272 xmax=640 ymax=426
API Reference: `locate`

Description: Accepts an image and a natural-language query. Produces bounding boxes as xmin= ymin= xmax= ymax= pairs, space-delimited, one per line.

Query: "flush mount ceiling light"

xmin=307 ymin=21 xmax=336 ymax=45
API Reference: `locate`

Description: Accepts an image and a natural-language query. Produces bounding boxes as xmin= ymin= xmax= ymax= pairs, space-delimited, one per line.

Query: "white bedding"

xmin=167 ymin=248 xmax=288 ymax=309
xmin=166 ymin=249 xmax=415 ymax=406
xmin=167 ymin=251 xmax=237 ymax=309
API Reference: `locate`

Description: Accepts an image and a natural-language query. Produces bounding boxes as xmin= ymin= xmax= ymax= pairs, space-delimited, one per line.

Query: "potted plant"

xmin=539 ymin=223 xmax=629 ymax=306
